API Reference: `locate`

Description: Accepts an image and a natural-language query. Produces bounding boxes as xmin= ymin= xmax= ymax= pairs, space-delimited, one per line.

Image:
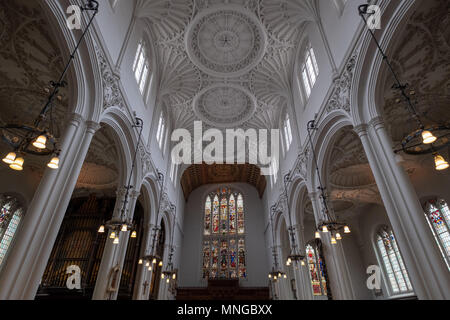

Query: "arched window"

xmin=300 ymin=44 xmax=319 ymax=99
xmin=133 ymin=39 xmax=151 ymax=95
xmin=0 ymin=195 xmax=24 ymax=267
xmin=283 ymin=112 xmax=293 ymax=153
xmin=423 ymin=199 xmax=450 ymax=270
xmin=202 ymin=188 xmax=246 ymax=279
xmin=306 ymin=240 xmax=329 ymax=297
xmin=156 ymin=112 xmax=166 ymax=150
xmin=375 ymin=226 xmax=413 ymax=295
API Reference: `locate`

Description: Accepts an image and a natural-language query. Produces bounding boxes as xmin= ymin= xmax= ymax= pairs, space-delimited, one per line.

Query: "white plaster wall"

xmin=178 ymin=182 xmax=270 ymax=288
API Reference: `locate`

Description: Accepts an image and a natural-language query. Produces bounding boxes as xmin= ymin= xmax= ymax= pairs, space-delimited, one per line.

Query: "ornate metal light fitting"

xmin=138 ymin=170 xmax=165 ymax=267
xmin=282 ymin=172 xmax=306 ymax=267
xmin=98 ymin=117 xmax=143 ymax=244
xmin=268 ymin=205 xmax=286 ymax=282
xmin=359 ymin=4 xmax=450 ymax=170
xmin=162 ymin=204 xmax=177 ymax=284
xmin=1 ymin=1 xmax=99 ymax=172
xmin=307 ymin=119 xmax=351 ymax=245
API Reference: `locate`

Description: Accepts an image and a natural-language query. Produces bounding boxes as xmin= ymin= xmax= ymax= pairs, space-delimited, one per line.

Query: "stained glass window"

xmin=376 ymin=226 xmax=413 ymax=295
xmin=306 ymin=242 xmax=328 ymax=296
xmin=202 ymin=188 xmax=246 ymax=279
xmin=424 ymin=199 xmax=450 ymax=270
xmin=0 ymin=196 xmax=24 ymax=267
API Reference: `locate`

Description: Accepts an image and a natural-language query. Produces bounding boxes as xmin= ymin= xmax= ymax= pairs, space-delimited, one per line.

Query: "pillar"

xmin=92 ymin=188 xmax=140 ymax=300
xmin=309 ymin=192 xmax=355 ymax=300
xmin=355 ymin=119 xmax=450 ymax=299
xmin=0 ymin=115 xmax=100 ymax=299
xmin=292 ymin=224 xmax=314 ymax=300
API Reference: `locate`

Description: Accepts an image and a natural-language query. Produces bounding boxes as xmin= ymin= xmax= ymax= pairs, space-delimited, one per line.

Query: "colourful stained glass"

xmin=306 ymin=244 xmax=324 ymax=296
xmin=220 ymin=197 xmax=228 ymax=234
xmin=376 ymin=227 xmax=413 ymax=294
xmin=211 ymin=240 xmax=219 ymax=278
xmin=212 ymin=195 xmax=219 ymax=234
xmin=425 ymin=200 xmax=450 ymax=270
xmin=229 ymin=195 xmax=236 ymax=234
xmin=204 ymin=196 xmax=211 ymax=236
xmin=220 ymin=240 xmax=228 ymax=278
xmin=229 ymin=239 xmax=237 ymax=278
xmin=0 ymin=198 xmax=23 ymax=267
xmin=237 ymin=194 xmax=244 ymax=234
xmin=238 ymin=238 xmax=246 ymax=278
xmin=202 ymin=188 xmax=246 ymax=279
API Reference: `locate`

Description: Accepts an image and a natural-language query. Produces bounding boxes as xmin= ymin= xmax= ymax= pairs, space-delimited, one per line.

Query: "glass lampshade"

xmin=121 ymin=224 xmax=128 ymax=232
xmin=315 ymin=231 xmax=321 ymax=239
xmin=2 ymin=152 xmax=16 ymax=164
xmin=110 ymin=231 xmax=116 ymax=239
xmin=33 ymin=135 xmax=47 ymax=149
xmin=98 ymin=225 xmax=105 ymax=233
xmin=131 ymin=230 xmax=137 ymax=238
xmin=322 ymin=225 xmax=329 ymax=233
xmin=47 ymin=157 xmax=59 ymax=169
xmin=344 ymin=226 xmax=351 ymax=234
xmin=331 ymin=236 xmax=337 ymax=245
xmin=10 ymin=157 xmax=24 ymax=171
xmin=113 ymin=237 xmax=119 ymax=244
xmin=422 ymin=130 xmax=437 ymax=145
xmin=336 ymin=233 xmax=342 ymax=240
xmin=435 ymin=154 xmax=449 ymax=171
xmin=138 ymin=259 xmax=143 ymax=265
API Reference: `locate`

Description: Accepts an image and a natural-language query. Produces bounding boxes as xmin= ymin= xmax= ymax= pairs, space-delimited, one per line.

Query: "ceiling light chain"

xmin=307 ymin=119 xmax=351 ymax=244
xmin=97 ymin=117 xmax=143 ymax=244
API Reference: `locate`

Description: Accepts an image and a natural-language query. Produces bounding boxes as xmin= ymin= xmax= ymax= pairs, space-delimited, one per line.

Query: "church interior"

xmin=0 ymin=0 xmax=449 ymax=301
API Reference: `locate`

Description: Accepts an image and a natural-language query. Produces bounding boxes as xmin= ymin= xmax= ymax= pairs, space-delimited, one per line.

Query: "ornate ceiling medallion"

xmin=193 ymin=84 xmax=257 ymax=128
xmin=185 ymin=5 xmax=266 ymax=77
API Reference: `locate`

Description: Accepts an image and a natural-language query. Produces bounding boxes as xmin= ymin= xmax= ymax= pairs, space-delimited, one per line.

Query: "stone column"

xmin=309 ymin=192 xmax=354 ymax=300
xmin=92 ymin=188 xmax=140 ymax=300
xmin=355 ymin=119 xmax=450 ymax=300
xmin=133 ymin=222 xmax=153 ymax=300
xmin=0 ymin=115 xmax=100 ymax=300
xmin=292 ymin=224 xmax=314 ymax=300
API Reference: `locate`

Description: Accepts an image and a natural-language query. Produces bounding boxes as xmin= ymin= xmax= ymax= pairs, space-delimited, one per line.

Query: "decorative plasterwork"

xmin=138 ymin=0 xmax=315 ymax=132
xmin=180 ymin=163 xmax=267 ymax=199
xmin=185 ymin=5 xmax=266 ymax=77
xmin=95 ymin=45 xmax=125 ymax=111
xmin=193 ymin=83 xmax=257 ymax=128
xmin=326 ymin=53 xmax=357 ymax=114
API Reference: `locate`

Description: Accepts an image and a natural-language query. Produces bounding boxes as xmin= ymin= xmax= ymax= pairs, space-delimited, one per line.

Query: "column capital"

xmin=68 ymin=112 xmax=85 ymax=127
xmin=369 ymin=116 xmax=385 ymax=130
xmin=86 ymin=121 xmax=101 ymax=134
xmin=353 ymin=123 xmax=369 ymax=137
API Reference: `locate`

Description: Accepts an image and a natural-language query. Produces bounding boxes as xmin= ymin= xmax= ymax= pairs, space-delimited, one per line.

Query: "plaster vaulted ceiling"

xmin=137 ymin=0 xmax=316 ymax=132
